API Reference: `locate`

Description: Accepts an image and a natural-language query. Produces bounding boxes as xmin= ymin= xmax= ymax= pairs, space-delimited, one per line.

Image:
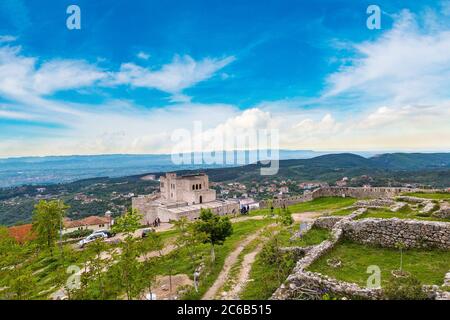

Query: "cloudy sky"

xmin=0 ymin=0 xmax=449 ymax=157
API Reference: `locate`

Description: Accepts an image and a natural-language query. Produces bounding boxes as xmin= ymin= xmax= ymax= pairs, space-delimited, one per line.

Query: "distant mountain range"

xmin=186 ymin=153 xmax=450 ymax=185
xmin=0 ymin=150 xmax=379 ymax=188
xmin=0 ymin=151 xmax=449 ymax=189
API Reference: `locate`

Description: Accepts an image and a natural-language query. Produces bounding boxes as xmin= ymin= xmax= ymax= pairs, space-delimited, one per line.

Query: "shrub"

xmin=63 ymin=229 xmax=93 ymax=240
xmin=383 ymin=275 xmax=428 ymax=300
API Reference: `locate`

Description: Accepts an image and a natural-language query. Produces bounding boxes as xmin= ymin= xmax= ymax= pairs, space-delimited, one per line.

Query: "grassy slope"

xmin=308 ymin=241 xmax=450 ymax=286
xmin=288 ymin=197 xmax=357 ymax=213
xmin=240 ymin=226 xmax=330 ymax=300
xmin=149 ymin=218 xmax=272 ymax=299
xmin=355 ymin=208 xmax=450 ymax=222
xmin=402 ymin=192 xmax=450 ymax=200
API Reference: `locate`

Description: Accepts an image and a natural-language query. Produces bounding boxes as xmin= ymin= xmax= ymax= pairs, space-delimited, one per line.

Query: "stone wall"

xmin=260 ymin=187 xmax=416 ymax=209
xmin=312 ymin=187 xmax=411 ymax=199
xmin=342 ymin=218 xmax=450 ymax=249
xmin=272 ymin=208 xmax=450 ymax=300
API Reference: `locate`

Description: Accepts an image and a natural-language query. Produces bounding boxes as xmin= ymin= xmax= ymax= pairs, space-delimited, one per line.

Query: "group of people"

xmin=240 ymin=205 xmax=251 ymax=215
xmin=151 ymin=217 xmax=161 ymax=227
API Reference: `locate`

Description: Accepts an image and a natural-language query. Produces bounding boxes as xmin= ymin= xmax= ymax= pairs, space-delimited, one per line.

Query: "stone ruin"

xmin=271 ymin=207 xmax=450 ymax=300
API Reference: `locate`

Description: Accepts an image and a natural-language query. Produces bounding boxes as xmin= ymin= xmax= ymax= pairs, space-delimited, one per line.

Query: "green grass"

xmin=278 ymin=224 xmax=331 ymax=247
xmin=220 ymin=236 xmax=262 ymax=293
xmin=402 ymin=192 xmax=450 ymax=200
xmin=145 ymin=219 xmax=272 ymax=299
xmin=240 ymin=225 xmax=330 ymax=300
xmin=308 ymin=241 xmax=450 ymax=286
xmin=329 ymin=207 xmax=356 ymax=216
xmin=355 ymin=207 xmax=450 ymax=222
xmin=288 ymin=197 xmax=357 ymax=213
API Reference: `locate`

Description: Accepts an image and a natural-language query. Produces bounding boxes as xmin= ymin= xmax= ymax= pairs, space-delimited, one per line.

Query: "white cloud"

xmin=109 ymin=55 xmax=235 ymax=99
xmin=137 ymin=51 xmax=150 ymax=60
xmin=32 ymin=60 xmax=106 ymax=95
xmin=0 ymin=35 xmax=17 ymax=43
xmin=326 ymin=9 xmax=450 ymax=104
xmin=0 ymin=45 xmax=106 ymax=105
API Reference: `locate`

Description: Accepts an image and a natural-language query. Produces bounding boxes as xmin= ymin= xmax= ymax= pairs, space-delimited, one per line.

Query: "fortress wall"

xmin=342 ymin=218 xmax=450 ymax=249
xmin=132 ymin=196 xmax=159 ymax=225
xmin=260 ymin=187 xmax=414 ymax=209
xmin=310 ymin=187 xmax=411 ymax=199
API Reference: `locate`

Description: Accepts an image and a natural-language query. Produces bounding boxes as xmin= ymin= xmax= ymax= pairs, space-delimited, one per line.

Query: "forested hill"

xmin=0 ymin=152 xmax=449 ymax=226
xmin=194 ymin=153 xmax=450 ymax=183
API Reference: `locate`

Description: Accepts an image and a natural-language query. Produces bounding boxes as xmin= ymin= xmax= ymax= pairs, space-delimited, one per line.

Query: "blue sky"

xmin=0 ymin=0 xmax=449 ymax=157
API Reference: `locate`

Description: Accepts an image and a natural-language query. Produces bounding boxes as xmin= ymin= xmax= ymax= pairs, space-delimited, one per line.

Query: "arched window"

xmin=199 ymin=196 xmax=203 ymax=204
xmin=192 ymin=185 xmax=195 ymax=190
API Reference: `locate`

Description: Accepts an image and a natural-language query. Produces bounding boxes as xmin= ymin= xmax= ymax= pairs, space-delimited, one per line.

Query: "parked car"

xmin=141 ymin=228 xmax=156 ymax=238
xmin=93 ymin=230 xmax=115 ymax=238
xmin=78 ymin=232 xmax=108 ymax=248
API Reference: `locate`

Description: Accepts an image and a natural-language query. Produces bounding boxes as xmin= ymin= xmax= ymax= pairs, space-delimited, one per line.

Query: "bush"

xmin=383 ymin=275 xmax=428 ymax=300
xmin=63 ymin=229 xmax=93 ymax=240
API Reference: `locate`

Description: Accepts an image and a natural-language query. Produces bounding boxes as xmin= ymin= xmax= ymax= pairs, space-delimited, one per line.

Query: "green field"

xmin=402 ymin=192 xmax=450 ymax=200
xmin=328 ymin=207 xmax=356 ymax=216
xmin=288 ymin=197 xmax=357 ymax=213
xmin=278 ymin=224 xmax=331 ymax=247
xmin=308 ymin=241 xmax=450 ymax=286
xmin=355 ymin=208 xmax=450 ymax=222
xmin=240 ymin=225 xmax=330 ymax=300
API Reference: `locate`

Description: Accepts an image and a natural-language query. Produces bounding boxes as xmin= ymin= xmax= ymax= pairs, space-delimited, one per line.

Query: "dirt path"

xmin=137 ymin=243 xmax=177 ymax=262
xmin=223 ymin=242 xmax=264 ymax=300
xmin=292 ymin=212 xmax=323 ymax=222
xmin=207 ymin=212 xmax=321 ymax=300
xmin=201 ymin=229 xmax=267 ymax=300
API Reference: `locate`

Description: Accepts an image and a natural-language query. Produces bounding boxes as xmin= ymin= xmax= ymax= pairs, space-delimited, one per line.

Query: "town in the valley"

xmin=2 ymin=168 xmax=449 ymax=301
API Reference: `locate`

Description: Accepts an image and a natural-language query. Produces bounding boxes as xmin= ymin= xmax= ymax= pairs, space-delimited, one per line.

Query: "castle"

xmin=132 ymin=173 xmax=239 ymax=224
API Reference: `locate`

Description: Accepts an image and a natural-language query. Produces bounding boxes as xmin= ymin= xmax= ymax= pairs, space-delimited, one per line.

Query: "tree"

xmin=194 ymin=209 xmax=233 ymax=263
xmin=1 ymin=239 xmax=36 ymax=300
xmin=278 ymin=207 xmax=293 ymax=226
xmin=174 ymin=217 xmax=208 ymax=270
xmin=32 ymin=200 xmax=68 ymax=256
xmin=112 ymin=208 xmax=143 ymax=234
xmin=139 ymin=232 xmax=164 ymax=300
xmin=395 ymin=241 xmax=406 ymax=273
xmin=114 ymin=235 xmax=141 ymax=300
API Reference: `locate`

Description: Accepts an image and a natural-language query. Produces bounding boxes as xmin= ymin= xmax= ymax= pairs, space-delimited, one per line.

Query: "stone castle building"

xmin=132 ymin=173 xmax=239 ymax=224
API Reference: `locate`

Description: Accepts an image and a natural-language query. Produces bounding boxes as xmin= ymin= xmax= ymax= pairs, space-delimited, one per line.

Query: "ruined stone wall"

xmin=272 ymin=208 xmax=450 ymax=300
xmin=342 ymin=218 xmax=450 ymax=249
xmin=311 ymin=187 xmax=411 ymax=199
xmin=260 ymin=187 xmax=415 ymax=209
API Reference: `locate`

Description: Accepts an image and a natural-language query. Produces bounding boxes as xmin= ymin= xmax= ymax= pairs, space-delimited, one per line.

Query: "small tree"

xmin=194 ymin=209 xmax=233 ymax=263
xmin=139 ymin=232 xmax=163 ymax=300
xmin=2 ymin=240 xmax=36 ymax=300
xmin=174 ymin=217 xmax=208 ymax=270
xmin=115 ymin=235 xmax=141 ymax=300
xmin=32 ymin=200 xmax=68 ymax=256
xmin=395 ymin=242 xmax=406 ymax=272
xmin=112 ymin=208 xmax=143 ymax=234
xmin=278 ymin=207 xmax=293 ymax=226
